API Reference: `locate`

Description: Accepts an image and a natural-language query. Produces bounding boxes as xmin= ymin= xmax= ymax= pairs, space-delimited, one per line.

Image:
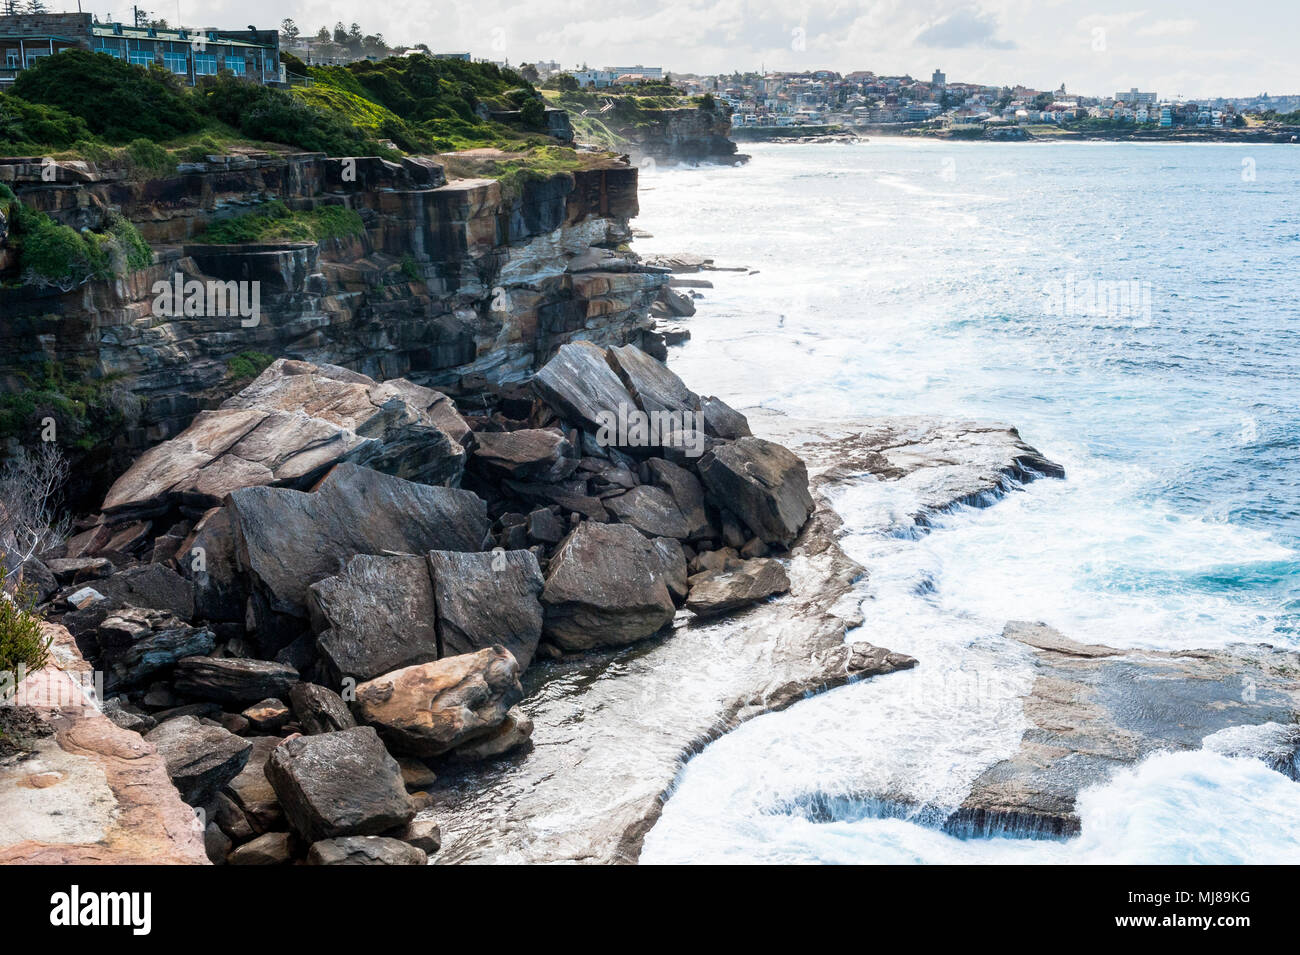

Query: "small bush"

xmin=0 ymin=562 xmax=53 ymax=684
xmin=227 ymin=350 xmax=274 ymax=382
xmin=198 ymin=200 xmax=364 ymax=244
xmin=123 ymin=138 xmax=176 ymax=179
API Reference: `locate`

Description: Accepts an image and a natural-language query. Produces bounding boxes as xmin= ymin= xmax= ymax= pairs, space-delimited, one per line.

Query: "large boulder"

xmin=607 ymin=343 xmax=701 ymax=421
xmin=605 ymin=485 xmax=692 ymax=540
xmin=699 ymin=395 xmax=751 ymax=440
xmin=265 ymin=726 xmax=414 ymax=842
xmin=643 ymin=458 xmax=712 ymax=540
xmin=472 ymin=429 xmax=578 ymax=483
xmin=307 ymin=836 xmax=427 ymax=866
xmin=427 ymin=551 xmax=545 ymax=670
xmin=697 ymin=437 xmax=814 ymax=547
xmin=102 ymin=359 xmax=472 ymax=518
xmin=352 ymin=647 xmax=524 ymax=757
xmin=228 ymin=462 xmax=490 ymax=625
xmin=172 ymin=656 xmax=299 ymax=705
xmin=309 ymin=555 xmax=440 ymax=682
xmin=540 ymin=522 xmax=677 ymax=650
xmin=144 ymin=715 xmax=252 ymax=805
xmin=685 ymin=558 xmax=791 ymax=617
xmin=176 ymin=506 xmax=245 ymax=622
xmin=531 ymin=341 xmax=637 ymax=434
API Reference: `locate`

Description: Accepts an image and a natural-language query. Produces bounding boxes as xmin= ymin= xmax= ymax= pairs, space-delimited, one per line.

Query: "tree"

xmin=519 ymin=63 xmax=539 ymax=83
xmin=333 ymin=22 xmax=348 ymax=45
xmin=25 ymin=0 xmax=48 ymax=13
xmin=0 ymin=444 xmax=69 ymax=576
xmin=2 ymin=0 xmax=23 ymax=16
xmin=315 ymin=26 xmax=330 ymax=43
xmin=281 ymin=19 xmax=300 ymax=43
xmin=131 ymin=6 xmax=150 ymax=27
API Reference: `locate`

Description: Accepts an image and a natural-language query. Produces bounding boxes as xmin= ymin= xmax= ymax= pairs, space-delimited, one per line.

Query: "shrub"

xmin=0 ymin=564 xmax=51 ymax=683
xmin=196 ymin=74 xmax=382 ymax=156
xmin=10 ymin=49 xmax=203 ymax=143
xmin=0 ymin=92 xmax=90 ymax=152
xmin=198 ymin=200 xmax=364 ymax=244
xmin=227 ymin=350 xmax=274 ymax=382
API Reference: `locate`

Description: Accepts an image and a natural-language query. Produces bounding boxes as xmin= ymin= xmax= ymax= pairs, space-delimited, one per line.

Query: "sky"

xmin=72 ymin=0 xmax=1293 ymax=99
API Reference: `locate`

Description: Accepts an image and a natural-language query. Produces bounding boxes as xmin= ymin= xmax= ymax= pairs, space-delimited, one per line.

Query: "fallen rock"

xmin=230 ymin=462 xmax=490 ymax=625
xmin=685 ymin=558 xmax=791 ymax=617
xmin=697 ymin=437 xmax=814 ymax=547
xmin=266 ymin=726 xmax=414 ymax=841
xmin=227 ymin=830 xmax=294 ymax=865
xmin=452 ymin=705 xmax=534 ymax=760
xmin=427 ymin=550 xmax=545 ymax=670
xmin=242 ymin=699 xmax=291 ymax=733
xmin=223 ymin=736 xmax=283 ymax=833
xmin=97 ymin=608 xmax=215 ymax=689
xmin=352 ymin=647 xmax=523 ymax=757
xmin=102 ymin=358 xmax=472 ymax=518
xmin=307 ymin=835 xmax=427 ymax=865
xmin=309 ymin=554 xmax=440 ymax=682
xmin=288 ymin=683 xmax=356 ymax=735
xmin=472 ymin=429 xmax=578 ymax=483
xmin=607 ymin=343 xmax=701 ymax=421
xmin=643 ymin=458 xmax=712 ymax=539
xmin=532 ymin=341 xmax=637 ymax=434
xmin=172 ymin=657 xmax=299 ymax=706
xmin=144 ymin=715 xmax=252 ymax=805
xmin=605 ymin=485 xmax=692 ymax=539
xmin=393 ymin=817 xmax=441 ymax=855
xmin=541 ymin=522 xmax=676 ymax=650
xmin=396 ymin=757 xmax=438 ymax=790
xmin=45 ymin=557 xmax=114 ymax=584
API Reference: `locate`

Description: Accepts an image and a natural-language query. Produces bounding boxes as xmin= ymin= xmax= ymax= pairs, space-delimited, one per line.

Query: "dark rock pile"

xmin=30 ymin=344 xmax=814 ymax=864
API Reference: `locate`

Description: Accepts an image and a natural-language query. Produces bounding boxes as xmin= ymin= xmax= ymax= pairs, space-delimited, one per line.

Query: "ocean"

xmin=632 ymin=139 xmax=1300 ymax=864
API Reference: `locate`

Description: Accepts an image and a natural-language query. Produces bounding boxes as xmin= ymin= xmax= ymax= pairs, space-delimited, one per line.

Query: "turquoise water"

xmin=632 ymin=140 xmax=1300 ymax=864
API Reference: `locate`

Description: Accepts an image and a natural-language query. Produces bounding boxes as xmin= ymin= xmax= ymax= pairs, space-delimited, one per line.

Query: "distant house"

xmin=0 ymin=12 xmax=280 ymax=88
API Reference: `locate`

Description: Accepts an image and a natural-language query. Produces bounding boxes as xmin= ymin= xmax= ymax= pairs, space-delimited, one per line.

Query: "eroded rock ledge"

xmin=953 ymin=622 xmax=1300 ymax=838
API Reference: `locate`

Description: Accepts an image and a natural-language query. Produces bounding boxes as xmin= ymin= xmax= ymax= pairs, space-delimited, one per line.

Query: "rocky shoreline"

xmin=2 ymin=336 xmax=884 ymax=864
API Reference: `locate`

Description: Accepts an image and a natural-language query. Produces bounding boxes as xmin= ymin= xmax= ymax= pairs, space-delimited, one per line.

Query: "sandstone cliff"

xmin=0 ymin=152 xmax=669 ymax=504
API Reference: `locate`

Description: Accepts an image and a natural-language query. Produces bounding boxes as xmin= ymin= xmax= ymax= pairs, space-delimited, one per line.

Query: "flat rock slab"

xmin=102 ymin=358 xmax=471 ymax=517
xmin=952 ymin=621 xmax=1300 ymax=838
xmin=428 ymin=415 xmax=1049 ymax=864
xmin=0 ymin=624 xmax=208 ymax=864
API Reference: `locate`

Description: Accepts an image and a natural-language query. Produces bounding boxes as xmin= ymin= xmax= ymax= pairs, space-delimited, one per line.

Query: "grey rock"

xmin=541 ymin=522 xmax=676 ymax=650
xmin=241 ymin=698 xmax=291 ymax=733
xmin=605 ymin=485 xmax=692 ymax=539
xmin=227 ymin=830 xmax=295 ymax=865
xmin=100 ymin=697 xmax=157 ymax=734
xmin=685 ymin=558 xmax=791 ymax=617
xmin=309 ymin=554 xmax=440 ymax=683
xmin=473 ymin=428 xmax=578 ymax=483
xmin=307 ymin=836 xmax=427 ymax=866
xmin=289 ymin=682 xmax=356 ymax=735
xmin=532 ymin=341 xmax=638 ymax=434
xmin=607 ymin=343 xmax=701 ymax=421
xmin=697 ymin=437 xmax=814 ymax=547
xmin=393 ymin=816 xmax=441 ymax=855
xmin=644 ymin=458 xmax=712 ymax=540
xmin=700 ymin=395 xmax=751 ymax=439
xmin=145 ymin=715 xmax=252 ymax=805
xmin=229 ymin=462 xmax=490 ymax=624
xmin=526 ymin=507 xmax=565 ymax=545
xmin=102 ymin=358 xmax=471 ymax=518
xmin=173 ymin=656 xmax=299 ymax=705
xmin=266 ymin=726 xmax=414 ymax=842
xmin=427 ymin=550 xmax=545 ymax=671
xmin=98 ymin=608 xmax=215 ymax=689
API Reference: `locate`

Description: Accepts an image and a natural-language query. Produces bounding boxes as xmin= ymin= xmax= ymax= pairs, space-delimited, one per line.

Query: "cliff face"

xmin=619 ymin=104 xmax=745 ymax=165
xmin=0 ymin=153 xmax=668 ymax=501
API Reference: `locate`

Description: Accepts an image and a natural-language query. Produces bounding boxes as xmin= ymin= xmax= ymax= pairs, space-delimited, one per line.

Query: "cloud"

xmin=914 ymin=5 xmax=1016 ymax=49
xmin=1136 ymin=18 xmax=1198 ymax=37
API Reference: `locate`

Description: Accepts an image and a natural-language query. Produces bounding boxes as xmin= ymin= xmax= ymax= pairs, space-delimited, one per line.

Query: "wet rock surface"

xmin=952 ymin=621 xmax=1300 ymax=838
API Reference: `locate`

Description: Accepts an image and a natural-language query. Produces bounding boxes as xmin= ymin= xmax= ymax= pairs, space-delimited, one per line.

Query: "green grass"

xmin=197 ymin=200 xmax=365 ymax=244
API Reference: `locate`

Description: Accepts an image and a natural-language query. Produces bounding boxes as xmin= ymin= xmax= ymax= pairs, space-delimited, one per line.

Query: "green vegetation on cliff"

xmin=196 ymin=200 xmax=365 ymax=244
xmin=0 ymin=359 xmax=140 ymax=450
xmin=0 ymin=49 xmax=559 ymax=160
xmin=541 ymin=86 xmax=719 ymax=149
xmin=1 ymin=185 xmax=153 ymax=289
